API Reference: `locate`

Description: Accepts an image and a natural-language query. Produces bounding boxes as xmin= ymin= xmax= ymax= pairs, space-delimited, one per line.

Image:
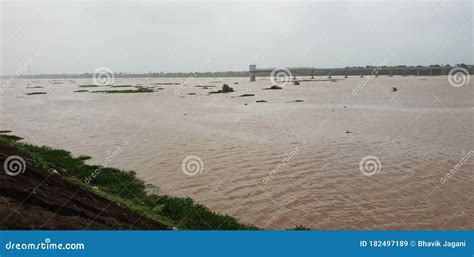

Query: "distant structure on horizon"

xmin=249 ymin=65 xmax=257 ymax=82
xmin=248 ymin=64 xmax=473 ymax=81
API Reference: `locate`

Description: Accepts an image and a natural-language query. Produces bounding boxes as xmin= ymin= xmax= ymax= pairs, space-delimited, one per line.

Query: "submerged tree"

xmin=221 ymin=84 xmax=234 ymax=93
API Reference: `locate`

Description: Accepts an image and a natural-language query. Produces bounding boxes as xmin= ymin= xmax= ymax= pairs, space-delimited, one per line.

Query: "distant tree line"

xmin=1 ymin=64 xmax=471 ymax=79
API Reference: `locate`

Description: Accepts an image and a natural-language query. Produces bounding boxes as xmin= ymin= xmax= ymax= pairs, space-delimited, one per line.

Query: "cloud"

xmin=1 ymin=1 xmax=471 ymax=75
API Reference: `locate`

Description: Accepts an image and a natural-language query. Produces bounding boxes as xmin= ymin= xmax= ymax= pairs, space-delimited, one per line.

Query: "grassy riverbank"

xmin=0 ymin=134 xmax=257 ymax=230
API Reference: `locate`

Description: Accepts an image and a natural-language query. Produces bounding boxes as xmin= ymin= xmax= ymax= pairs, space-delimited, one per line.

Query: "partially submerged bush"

xmin=92 ymin=86 xmax=154 ymax=94
xmin=25 ymin=92 xmax=47 ymax=95
xmin=209 ymin=84 xmax=234 ymax=94
xmin=222 ymin=84 xmax=234 ymax=92
xmin=79 ymin=85 xmax=99 ymax=88
xmin=263 ymin=85 xmax=282 ymax=90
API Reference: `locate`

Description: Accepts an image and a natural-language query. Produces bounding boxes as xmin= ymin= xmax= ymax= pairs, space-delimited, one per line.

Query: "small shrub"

xmin=209 ymin=84 xmax=234 ymax=94
xmin=222 ymin=84 xmax=234 ymax=93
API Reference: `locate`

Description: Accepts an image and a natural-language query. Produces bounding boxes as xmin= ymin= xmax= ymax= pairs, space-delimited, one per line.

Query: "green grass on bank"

xmin=0 ymin=135 xmax=258 ymax=230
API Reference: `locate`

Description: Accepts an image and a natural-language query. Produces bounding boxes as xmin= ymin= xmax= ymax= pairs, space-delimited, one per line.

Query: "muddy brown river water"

xmin=1 ymin=76 xmax=472 ymax=229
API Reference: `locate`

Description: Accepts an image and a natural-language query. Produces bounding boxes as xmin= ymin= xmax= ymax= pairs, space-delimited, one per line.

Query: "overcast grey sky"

xmin=0 ymin=1 xmax=472 ymax=75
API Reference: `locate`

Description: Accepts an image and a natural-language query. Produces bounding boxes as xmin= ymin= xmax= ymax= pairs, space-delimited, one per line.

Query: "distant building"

xmin=249 ymin=65 xmax=257 ymax=81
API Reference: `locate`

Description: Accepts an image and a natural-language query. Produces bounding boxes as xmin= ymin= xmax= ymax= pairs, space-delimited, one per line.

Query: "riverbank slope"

xmin=0 ymin=134 xmax=256 ymax=230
